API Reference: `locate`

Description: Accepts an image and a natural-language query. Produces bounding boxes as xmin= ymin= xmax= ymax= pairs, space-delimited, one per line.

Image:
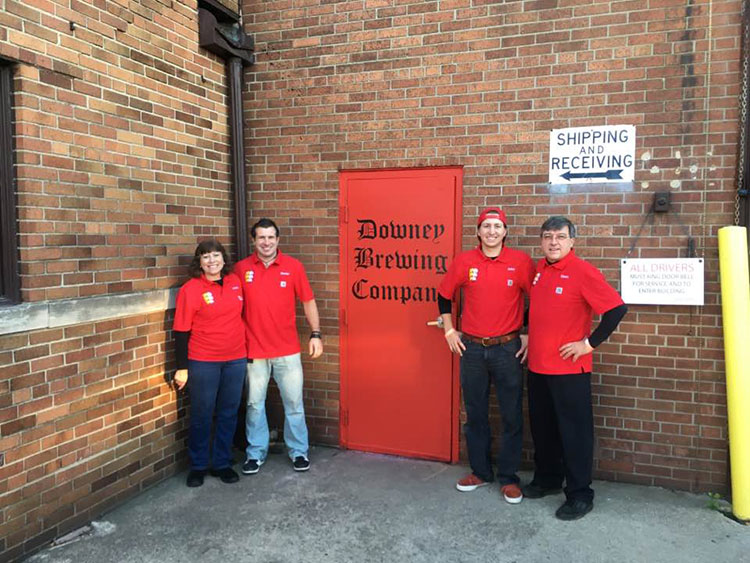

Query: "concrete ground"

xmin=26 ymin=446 xmax=749 ymax=563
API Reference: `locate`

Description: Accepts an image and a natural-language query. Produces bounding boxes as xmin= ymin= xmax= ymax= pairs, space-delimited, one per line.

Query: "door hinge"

xmin=341 ymin=409 xmax=348 ymax=427
xmin=339 ymin=205 xmax=348 ymax=224
xmin=341 ymin=308 xmax=347 ymax=327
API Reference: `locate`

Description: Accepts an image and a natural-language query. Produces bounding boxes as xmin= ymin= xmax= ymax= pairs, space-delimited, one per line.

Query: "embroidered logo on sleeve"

xmin=202 ymin=292 xmax=215 ymax=304
xmin=245 ymin=271 xmax=254 ymax=283
xmin=532 ymin=273 xmax=541 ymax=286
xmin=555 ymin=287 xmax=563 ymax=295
xmin=469 ymin=268 xmax=479 ymax=282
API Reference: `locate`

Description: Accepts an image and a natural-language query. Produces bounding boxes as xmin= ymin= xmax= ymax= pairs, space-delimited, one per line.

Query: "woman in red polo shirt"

xmin=173 ymin=240 xmax=247 ymax=487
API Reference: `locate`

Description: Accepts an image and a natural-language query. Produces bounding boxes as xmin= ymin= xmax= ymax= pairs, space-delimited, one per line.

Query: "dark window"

xmin=0 ymin=60 xmax=19 ymax=304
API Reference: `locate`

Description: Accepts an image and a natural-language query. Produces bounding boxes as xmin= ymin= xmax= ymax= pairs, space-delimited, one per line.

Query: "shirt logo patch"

xmin=469 ymin=268 xmax=479 ymax=282
xmin=507 ymin=279 xmax=513 ymax=287
xmin=560 ymin=274 xmax=570 ymax=279
xmin=280 ymin=281 xmax=287 ymax=288
xmin=202 ymin=292 xmax=215 ymax=304
xmin=245 ymin=271 xmax=254 ymax=283
xmin=280 ymin=271 xmax=291 ymax=276
xmin=532 ymin=273 xmax=541 ymax=286
xmin=555 ymin=287 xmax=563 ymax=295
xmin=507 ymin=266 xmax=516 ymax=271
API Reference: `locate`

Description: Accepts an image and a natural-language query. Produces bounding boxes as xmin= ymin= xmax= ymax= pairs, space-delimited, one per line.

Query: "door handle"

xmin=426 ymin=317 xmax=444 ymax=328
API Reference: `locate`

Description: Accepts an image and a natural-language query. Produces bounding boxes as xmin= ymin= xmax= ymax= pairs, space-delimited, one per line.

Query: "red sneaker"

xmin=456 ymin=473 xmax=489 ymax=492
xmin=501 ymin=483 xmax=523 ymax=504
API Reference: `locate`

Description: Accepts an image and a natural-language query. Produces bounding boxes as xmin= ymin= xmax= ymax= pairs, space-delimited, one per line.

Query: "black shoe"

xmin=522 ymin=482 xmax=563 ymax=499
xmin=555 ymin=498 xmax=593 ymax=521
xmin=293 ymin=456 xmax=310 ymax=472
xmin=241 ymin=458 xmax=264 ymax=475
xmin=210 ymin=467 xmax=240 ymax=484
xmin=186 ymin=469 xmax=207 ymax=488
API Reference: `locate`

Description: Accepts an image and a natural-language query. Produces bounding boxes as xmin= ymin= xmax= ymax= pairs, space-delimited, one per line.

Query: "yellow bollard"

xmin=718 ymin=226 xmax=750 ymax=522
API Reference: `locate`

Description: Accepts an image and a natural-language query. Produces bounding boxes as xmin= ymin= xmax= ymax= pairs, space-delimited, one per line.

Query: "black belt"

xmin=462 ymin=331 xmax=520 ymax=347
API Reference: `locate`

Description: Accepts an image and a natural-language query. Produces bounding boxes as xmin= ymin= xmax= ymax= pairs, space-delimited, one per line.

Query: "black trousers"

xmin=460 ymin=338 xmax=524 ymax=485
xmin=527 ymin=371 xmax=594 ymax=502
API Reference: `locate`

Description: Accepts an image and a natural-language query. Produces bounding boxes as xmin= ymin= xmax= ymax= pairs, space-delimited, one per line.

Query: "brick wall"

xmin=241 ymin=0 xmax=739 ymax=492
xmin=0 ymin=1 xmax=235 ymax=561
xmin=2 ymin=0 xmax=234 ymax=302
xmin=0 ymin=311 xmax=184 ymax=561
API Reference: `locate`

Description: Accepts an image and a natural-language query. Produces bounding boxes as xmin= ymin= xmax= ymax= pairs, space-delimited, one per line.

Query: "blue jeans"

xmin=187 ymin=358 xmax=246 ymax=470
xmin=460 ymin=337 xmax=524 ymax=485
xmin=245 ymin=353 xmax=309 ymax=461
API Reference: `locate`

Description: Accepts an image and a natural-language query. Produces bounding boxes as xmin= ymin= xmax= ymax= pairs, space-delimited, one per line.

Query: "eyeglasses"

xmin=541 ymin=233 xmax=570 ymax=242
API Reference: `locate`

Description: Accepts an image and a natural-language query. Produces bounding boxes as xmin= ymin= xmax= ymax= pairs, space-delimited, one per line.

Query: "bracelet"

xmin=444 ymin=328 xmax=456 ymax=338
xmin=310 ymin=331 xmax=322 ymax=339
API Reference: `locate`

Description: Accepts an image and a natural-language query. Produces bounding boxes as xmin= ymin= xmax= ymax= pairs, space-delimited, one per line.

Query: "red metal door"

xmin=339 ymin=167 xmax=462 ymax=462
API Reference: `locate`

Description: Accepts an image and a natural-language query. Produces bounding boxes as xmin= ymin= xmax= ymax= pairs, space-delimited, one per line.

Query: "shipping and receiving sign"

xmin=620 ymin=258 xmax=704 ymax=305
xmin=549 ymin=125 xmax=636 ymax=183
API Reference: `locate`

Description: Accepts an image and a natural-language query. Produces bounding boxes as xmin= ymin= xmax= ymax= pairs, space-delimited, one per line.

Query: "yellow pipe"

xmin=718 ymin=226 xmax=750 ymax=522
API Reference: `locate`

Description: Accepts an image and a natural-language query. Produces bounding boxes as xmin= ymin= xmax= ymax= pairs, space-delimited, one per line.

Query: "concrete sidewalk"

xmin=26 ymin=447 xmax=748 ymax=563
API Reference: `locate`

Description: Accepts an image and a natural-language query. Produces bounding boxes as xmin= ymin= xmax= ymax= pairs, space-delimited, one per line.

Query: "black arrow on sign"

xmin=560 ymin=169 xmax=623 ymax=181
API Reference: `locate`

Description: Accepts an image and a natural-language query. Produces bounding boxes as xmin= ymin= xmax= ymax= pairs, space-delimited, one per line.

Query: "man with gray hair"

xmin=524 ymin=216 xmax=627 ymax=520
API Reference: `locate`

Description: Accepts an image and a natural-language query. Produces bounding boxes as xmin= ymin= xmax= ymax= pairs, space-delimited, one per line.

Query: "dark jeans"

xmin=459 ymin=337 xmax=524 ymax=485
xmin=527 ymin=371 xmax=594 ymax=502
xmin=187 ymin=358 xmax=246 ymax=470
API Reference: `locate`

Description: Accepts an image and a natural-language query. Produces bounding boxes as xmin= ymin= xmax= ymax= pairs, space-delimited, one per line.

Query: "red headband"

xmin=477 ymin=207 xmax=508 ymax=227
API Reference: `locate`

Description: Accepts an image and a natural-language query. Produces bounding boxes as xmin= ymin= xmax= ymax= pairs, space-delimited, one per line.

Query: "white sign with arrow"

xmin=549 ymin=125 xmax=635 ymax=184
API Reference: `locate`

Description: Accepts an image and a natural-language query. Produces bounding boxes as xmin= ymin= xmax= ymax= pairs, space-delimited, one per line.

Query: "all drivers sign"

xmin=549 ymin=124 xmax=636 ymax=184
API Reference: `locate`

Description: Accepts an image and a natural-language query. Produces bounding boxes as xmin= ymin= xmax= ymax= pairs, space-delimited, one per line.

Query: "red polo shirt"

xmin=438 ymin=245 xmax=534 ymax=337
xmin=528 ymin=249 xmax=624 ymax=375
xmin=234 ymin=251 xmax=314 ymax=359
xmin=173 ymin=273 xmax=246 ymax=362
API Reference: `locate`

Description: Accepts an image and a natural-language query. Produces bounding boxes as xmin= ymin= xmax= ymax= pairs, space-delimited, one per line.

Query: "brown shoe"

xmin=456 ymin=473 xmax=489 ymax=492
xmin=501 ymin=483 xmax=523 ymax=504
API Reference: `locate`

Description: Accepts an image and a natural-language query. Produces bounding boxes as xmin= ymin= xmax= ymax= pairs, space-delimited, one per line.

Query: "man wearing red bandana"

xmin=438 ymin=207 xmax=534 ymax=504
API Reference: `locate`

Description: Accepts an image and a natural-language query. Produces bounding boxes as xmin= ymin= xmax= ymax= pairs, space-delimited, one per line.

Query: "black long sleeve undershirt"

xmin=437 ymin=294 xmax=452 ymax=315
xmin=174 ymin=330 xmax=190 ymax=370
xmin=588 ymin=303 xmax=628 ymax=348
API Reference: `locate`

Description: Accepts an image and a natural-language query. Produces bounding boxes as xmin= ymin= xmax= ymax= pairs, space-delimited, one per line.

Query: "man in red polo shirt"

xmin=234 ymin=218 xmax=323 ymax=474
xmin=438 ymin=207 xmax=534 ymax=504
xmin=525 ymin=216 xmax=627 ymax=520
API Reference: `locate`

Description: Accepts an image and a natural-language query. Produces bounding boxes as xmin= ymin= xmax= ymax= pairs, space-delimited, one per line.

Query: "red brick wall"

xmin=241 ymin=0 xmax=739 ymax=492
xmin=0 ymin=312 xmax=184 ymax=562
xmin=0 ymin=1 xmax=233 ymax=561
xmin=2 ymin=0 xmax=235 ymax=302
